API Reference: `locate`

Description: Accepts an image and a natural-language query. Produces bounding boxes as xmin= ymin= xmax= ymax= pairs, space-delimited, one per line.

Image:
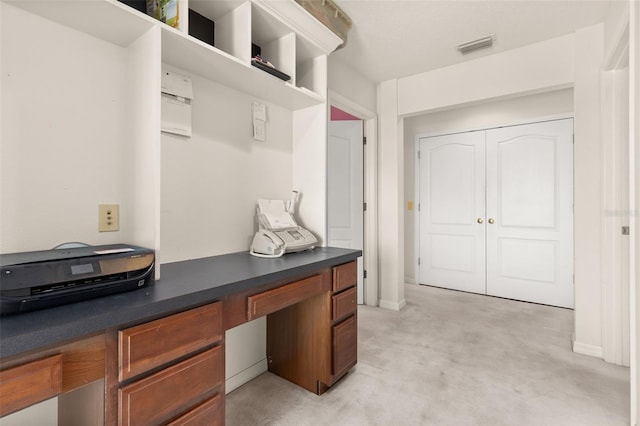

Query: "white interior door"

xmin=418 ymin=131 xmax=486 ymax=294
xmin=485 ymin=119 xmax=574 ymax=308
xmin=328 ymin=120 xmax=364 ymax=303
xmin=417 ymin=119 xmax=574 ymax=308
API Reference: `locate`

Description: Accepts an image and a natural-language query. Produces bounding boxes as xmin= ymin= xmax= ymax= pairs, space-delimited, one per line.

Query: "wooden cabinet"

xmin=332 ymin=314 xmax=357 ymax=376
xmin=333 ymin=261 xmax=358 ymax=292
xmin=332 ymin=286 xmax=357 ymax=322
xmin=247 ymin=274 xmax=324 ymax=320
xmin=0 ymin=354 xmax=62 ymax=417
xmin=266 ymin=261 xmax=358 ymax=395
xmin=329 ymin=261 xmax=358 ymax=384
xmin=119 ymin=302 xmax=223 ymax=381
xmin=117 ymin=302 xmax=224 ymax=426
xmin=0 ymin=255 xmax=360 ymax=424
xmin=166 ymin=394 xmax=223 ymax=426
xmin=119 ymin=347 xmax=223 ymax=426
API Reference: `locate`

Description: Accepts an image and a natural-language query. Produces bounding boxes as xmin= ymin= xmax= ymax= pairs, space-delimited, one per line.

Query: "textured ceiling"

xmin=330 ymin=0 xmax=617 ymax=83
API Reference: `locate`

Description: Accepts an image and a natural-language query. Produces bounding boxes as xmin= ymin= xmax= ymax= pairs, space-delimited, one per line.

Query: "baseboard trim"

xmin=379 ymin=298 xmax=407 ymax=311
xmin=405 ymin=276 xmax=416 ymax=285
xmin=572 ymin=340 xmax=604 ymax=359
xmin=225 ymin=358 xmax=268 ymax=394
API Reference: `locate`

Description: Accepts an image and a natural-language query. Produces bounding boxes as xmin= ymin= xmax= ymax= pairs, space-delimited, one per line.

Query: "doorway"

xmin=417 ymin=118 xmax=574 ymax=308
xmin=328 ymin=106 xmax=364 ymax=304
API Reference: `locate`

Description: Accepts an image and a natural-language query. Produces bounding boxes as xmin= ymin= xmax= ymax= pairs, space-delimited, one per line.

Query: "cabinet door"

xmin=332 ymin=314 xmax=357 ymax=376
xmin=119 ymin=302 xmax=222 ymax=381
xmin=0 ymin=354 xmax=62 ymax=417
xmin=166 ymin=394 xmax=223 ymax=426
xmin=332 ymin=287 xmax=357 ymax=322
xmin=119 ymin=346 xmax=223 ymax=426
xmin=332 ymin=261 xmax=357 ymax=292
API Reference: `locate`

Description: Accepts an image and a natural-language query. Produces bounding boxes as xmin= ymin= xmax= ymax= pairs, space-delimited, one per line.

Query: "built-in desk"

xmin=0 ymin=247 xmax=361 ymax=424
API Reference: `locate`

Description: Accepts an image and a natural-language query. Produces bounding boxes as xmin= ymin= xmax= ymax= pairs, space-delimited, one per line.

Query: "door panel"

xmin=418 ymin=131 xmax=486 ymax=294
xmin=486 ymin=119 xmax=574 ymax=308
xmin=499 ymin=137 xmax=557 ymax=228
xmin=328 ymin=120 xmax=364 ymax=303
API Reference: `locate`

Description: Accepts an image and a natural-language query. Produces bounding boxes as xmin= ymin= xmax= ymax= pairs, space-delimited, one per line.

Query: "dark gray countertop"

xmin=0 ymin=247 xmax=361 ymax=360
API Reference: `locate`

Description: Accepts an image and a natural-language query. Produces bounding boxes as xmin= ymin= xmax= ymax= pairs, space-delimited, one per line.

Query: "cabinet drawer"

xmin=332 ymin=315 xmax=357 ymax=376
xmin=166 ymin=394 xmax=223 ymax=426
xmin=0 ymin=354 xmax=63 ymax=417
xmin=119 ymin=345 xmax=223 ymax=426
xmin=332 ymin=286 xmax=357 ymax=321
xmin=119 ymin=302 xmax=222 ymax=381
xmin=332 ymin=261 xmax=357 ymax=292
xmin=248 ymin=274 xmax=323 ymax=320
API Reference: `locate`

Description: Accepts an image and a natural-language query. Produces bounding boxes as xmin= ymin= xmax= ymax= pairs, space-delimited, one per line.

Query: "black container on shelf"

xmin=252 ymin=43 xmax=262 ymax=58
xmin=189 ymin=9 xmax=215 ymax=47
xmin=118 ymin=0 xmax=146 ymax=14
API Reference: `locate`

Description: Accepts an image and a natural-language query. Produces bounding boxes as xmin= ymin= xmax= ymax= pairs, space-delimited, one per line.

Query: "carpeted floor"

xmin=226 ymin=284 xmax=630 ymax=426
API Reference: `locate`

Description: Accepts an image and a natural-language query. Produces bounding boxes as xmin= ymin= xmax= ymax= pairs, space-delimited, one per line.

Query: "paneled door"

xmin=418 ymin=119 xmax=574 ymax=308
xmin=485 ymin=120 xmax=574 ymax=308
xmin=328 ymin=120 xmax=364 ymax=304
xmin=418 ymin=131 xmax=486 ymax=294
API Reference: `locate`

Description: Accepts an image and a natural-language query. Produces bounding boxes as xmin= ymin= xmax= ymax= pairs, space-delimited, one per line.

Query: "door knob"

xmin=488 ymin=218 xmax=495 ymax=224
xmin=477 ymin=218 xmax=484 ymax=224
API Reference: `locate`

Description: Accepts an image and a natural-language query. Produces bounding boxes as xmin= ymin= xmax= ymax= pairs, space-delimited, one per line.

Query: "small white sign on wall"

xmin=252 ymin=101 xmax=266 ymax=141
xmin=161 ymin=71 xmax=194 ymax=137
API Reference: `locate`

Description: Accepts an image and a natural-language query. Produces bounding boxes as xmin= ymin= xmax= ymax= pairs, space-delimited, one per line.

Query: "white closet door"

xmin=485 ymin=119 xmax=574 ymax=308
xmin=418 ymin=131 xmax=486 ymax=294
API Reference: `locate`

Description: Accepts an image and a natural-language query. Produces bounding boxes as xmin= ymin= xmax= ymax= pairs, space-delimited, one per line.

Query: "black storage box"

xmin=189 ymin=9 xmax=215 ymax=47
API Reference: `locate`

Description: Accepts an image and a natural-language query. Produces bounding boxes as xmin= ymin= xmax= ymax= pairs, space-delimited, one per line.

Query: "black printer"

xmin=0 ymin=244 xmax=154 ymax=315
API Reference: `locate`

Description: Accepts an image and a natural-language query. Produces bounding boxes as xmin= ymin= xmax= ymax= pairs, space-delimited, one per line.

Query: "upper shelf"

xmin=161 ymin=26 xmax=324 ymax=109
xmin=4 ymin=0 xmax=331 ymax=109
xmin=4 ymin=0 xmax=157 ymax=47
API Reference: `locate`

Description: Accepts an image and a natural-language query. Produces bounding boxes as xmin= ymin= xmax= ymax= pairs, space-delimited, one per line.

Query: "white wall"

xmin=378 ymin=79 xmax=406 ymax=311
xmin=397 ymin=34 xmax=574 ymax=116
xmin=403 ymin=88 xmax=574 ymax=283
xmin=572 ymin=24 xmax=605 ymax=357
xmin=328 ymin=57 xmax=377 ymax=114
xmin=630 ymin=1 xmax=640 ymax=423
xmin=160 ymin=64 xmax=293 ymax=264
xmin=0 ymin=4 xmax=135 ymax=253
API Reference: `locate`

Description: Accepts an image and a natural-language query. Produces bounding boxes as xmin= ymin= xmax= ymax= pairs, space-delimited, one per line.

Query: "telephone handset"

xmin=249 ymin=191 xmax=318 ymax=258
xmin=250 ymin=230 xmax=286 ymax=258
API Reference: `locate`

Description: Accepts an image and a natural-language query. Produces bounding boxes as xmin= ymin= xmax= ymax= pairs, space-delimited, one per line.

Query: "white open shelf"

xmin=161 ymin=26 xmax=323 ymax=109
xmin=4 ymin=0 xmax=156 ymax=47
xmin=4 ymin=0 xmax=328 ymax=109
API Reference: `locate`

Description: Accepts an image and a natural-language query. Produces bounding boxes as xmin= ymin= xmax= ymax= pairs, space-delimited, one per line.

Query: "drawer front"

xmin=119 ymin=302 xmax=222 ymax=381
xmin=119 ymin=345 xmax=223 ymax=426
xmin=332 ymin=261 xmax=357 ymax=292
xmin=247 ymin=274 xmax=323 ymax=320
xmin=166 ymin=394 xmax=223 ymax=426
xmin=0 ymin=354 xmax=63 ymax=417
xmin=332 ymin=315 xmax=357 ymax=376
xmin=332 ymin=287 xmax=357 ymax=321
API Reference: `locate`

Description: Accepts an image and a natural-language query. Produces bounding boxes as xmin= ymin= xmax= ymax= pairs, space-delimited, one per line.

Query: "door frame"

xmin=414 ymin=113 xmax=574 ymax=288
xmin=328 ymin=90 xmax=378 ymax=307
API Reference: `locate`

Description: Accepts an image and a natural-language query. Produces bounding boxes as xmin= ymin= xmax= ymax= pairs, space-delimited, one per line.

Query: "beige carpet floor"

xmin=226 ymin=284 xmax=630 ymax=426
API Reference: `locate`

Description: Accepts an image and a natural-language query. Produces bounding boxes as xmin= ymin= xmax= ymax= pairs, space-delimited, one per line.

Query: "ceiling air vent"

xmin=457 ymin=35 xmax=494 ymax=54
